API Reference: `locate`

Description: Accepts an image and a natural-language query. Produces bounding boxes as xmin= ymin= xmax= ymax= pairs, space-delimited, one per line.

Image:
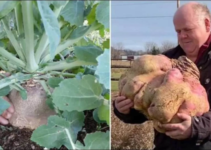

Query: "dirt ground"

xmin=111 ymin=92 xmax=154 ymax=150
xmin=0 ymin=110 xmax=109 ymax=150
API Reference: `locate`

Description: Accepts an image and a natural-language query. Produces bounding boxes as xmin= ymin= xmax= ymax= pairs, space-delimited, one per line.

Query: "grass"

xmin=111 ymin=81 xmax=118 ymax=91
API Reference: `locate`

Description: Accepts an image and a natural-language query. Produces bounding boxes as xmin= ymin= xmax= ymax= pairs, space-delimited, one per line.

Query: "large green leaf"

xmin=74 ymin=45 xmax=103 ymax=63
xmin=95 ymin=49 xmax=110 ymax=89
xmin=97 ymin=103 xmax=109 ymax=125
xmin=52 ymin=75 xmax=103 ymax=112
xmin=76 ymin=131 xmax=109 ymax=149
xmin=61 ymin=1 xmax=84 ymax=26
xmin=0 ymin=1 xmax=19 ymax=19
xmin=62 ymin=111 xmax=84 ymax=140
xmin=31 ymin=114 xmax=84 ymax=149
xmin=0 ymin=86 xmax=10 ymax=96
xmin=37 ymin=1 xmax=61 ymax=59
xmin=96 ymin=1 xmax=109 ymax=29
xmin=0 ymin=97 xmax=10 ymax=115
xmin=87 ymin=4 xmax=97 ymax=25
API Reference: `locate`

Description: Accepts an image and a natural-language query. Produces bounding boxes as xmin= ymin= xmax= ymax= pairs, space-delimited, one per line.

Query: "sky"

xmin=111 ymin=1 xmax=211 ymax=51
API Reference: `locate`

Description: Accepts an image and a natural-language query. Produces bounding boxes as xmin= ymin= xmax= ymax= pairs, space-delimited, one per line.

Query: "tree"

xmin=160 ymin=41 xmax=177 ymax=52
xmin=151 ymin=46 xmax=160 ymax=55
xmin=145 ymin=42 xmax=157 ymax=52
xmin=145 ymin=42 xmax=160 ymax=55
xmin=111 ymin=46 xmax=120 ymax=59
xmin=114 ymin=42 xmax=124 ymax=51
xmin=111 ymin=43 xmax=125 ymax=59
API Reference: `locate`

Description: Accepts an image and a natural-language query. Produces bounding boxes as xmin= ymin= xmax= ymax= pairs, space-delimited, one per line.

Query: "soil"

xmin=0 ymin=110 xmax=109 ymax=150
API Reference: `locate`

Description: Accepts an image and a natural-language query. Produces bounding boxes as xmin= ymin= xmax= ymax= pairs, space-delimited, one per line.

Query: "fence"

xmin=111 ymin=59 xmax=133 ymax=81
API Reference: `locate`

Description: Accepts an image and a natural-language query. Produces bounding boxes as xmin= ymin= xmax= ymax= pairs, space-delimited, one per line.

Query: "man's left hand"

xmin=161 ymin=113 xmax=192 ymax=140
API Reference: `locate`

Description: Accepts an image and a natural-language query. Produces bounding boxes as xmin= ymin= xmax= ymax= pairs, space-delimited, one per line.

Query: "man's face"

xmin=173 ymin=13 xmax=208 ymax=55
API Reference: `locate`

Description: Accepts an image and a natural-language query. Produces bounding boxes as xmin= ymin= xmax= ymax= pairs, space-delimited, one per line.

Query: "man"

xmin=0 ymin=97 xmax=14 ymax=125
xmin=113 ymin=2 xmax=211 ymax=150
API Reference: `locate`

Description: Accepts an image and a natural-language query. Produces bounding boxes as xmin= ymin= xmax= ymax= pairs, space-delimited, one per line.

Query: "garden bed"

xmin=0 ymin=110 xmax=109 ymax=150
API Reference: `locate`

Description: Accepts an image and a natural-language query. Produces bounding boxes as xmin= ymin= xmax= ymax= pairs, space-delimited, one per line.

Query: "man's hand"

xmin=114 ymin=96 xmax=134 ymax=114
xmin=0 ymin=96 xmax=14 ymax=125
xmin=161 ymin=113 xmax=192 ymax=140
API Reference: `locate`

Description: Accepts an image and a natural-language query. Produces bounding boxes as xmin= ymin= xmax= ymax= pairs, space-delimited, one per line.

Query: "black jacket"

xmin=113 ymin=45 xmax=211 ymax=150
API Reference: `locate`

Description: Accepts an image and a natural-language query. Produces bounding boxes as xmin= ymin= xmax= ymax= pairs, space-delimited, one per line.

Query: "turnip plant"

xmin=0 ymin=1 xmax=110 ymax=149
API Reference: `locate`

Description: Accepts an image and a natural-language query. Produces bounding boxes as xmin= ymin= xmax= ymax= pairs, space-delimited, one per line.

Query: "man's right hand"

xmin=114 ymin=96 xmax=134 ymax=114
xmin=0 ymin=96 xmax=14 ymax=125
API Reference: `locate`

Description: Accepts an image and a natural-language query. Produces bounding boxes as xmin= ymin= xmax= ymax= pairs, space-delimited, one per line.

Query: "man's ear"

xmin=205 ymin=18 xmax=211 ymax=32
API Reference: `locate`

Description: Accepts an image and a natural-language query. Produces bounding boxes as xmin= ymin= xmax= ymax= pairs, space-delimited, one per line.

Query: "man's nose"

xmin=178 ymin=31 xmax=188 ymax=39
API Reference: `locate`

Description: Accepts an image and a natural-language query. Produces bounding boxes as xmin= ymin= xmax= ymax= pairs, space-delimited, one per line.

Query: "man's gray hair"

xmin=192 ymin=3 xmax=211 ymax=21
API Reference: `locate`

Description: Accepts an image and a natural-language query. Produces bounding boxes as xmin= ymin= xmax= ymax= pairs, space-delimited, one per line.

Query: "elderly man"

xmin=113 ymin=2 xmax=211 ymax=150
xmin=0 ymin=97 xmax=14 ymax=125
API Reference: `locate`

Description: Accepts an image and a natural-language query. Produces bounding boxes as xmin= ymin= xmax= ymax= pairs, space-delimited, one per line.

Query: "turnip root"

xmin=119 ymin=55 xmax=172 ymax=100
xmin=118 ymin=54 xmax=209 ymax=133
xmin=8 ymin=81 xmax=56 ymax=129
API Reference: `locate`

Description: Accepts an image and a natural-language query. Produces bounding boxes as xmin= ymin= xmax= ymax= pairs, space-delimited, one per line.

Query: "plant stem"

xmin=34 ymin=19 xmax=42 ymax=33
xmin=22 ymin=1 xmax=38 ymax=72
xmin=65 ymin=129 xmax=76 ymax=150
xmin=0 ymin=47 xmax=25 ymax=68
xmin=62 ymin=25 xmax=76 ymax=41
xmin=35 ymin=33 xmax=49 ymax=63
xmin=15 ymin=3 xmax=26 ymax=60
xmin=42 ymin=60 xmax=97 ymax=72
xmin=2 ymin=19 xmax=25 ymax=62
xmin=38 ymin=80 xmax=51 ymax=95
xmin=15 ymin=3 xmax=24 ymax=36
xmin=41 ymin=22 xmax=101 ymax=63
xmin=50 ymin=71 xmax=75 ymax=77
